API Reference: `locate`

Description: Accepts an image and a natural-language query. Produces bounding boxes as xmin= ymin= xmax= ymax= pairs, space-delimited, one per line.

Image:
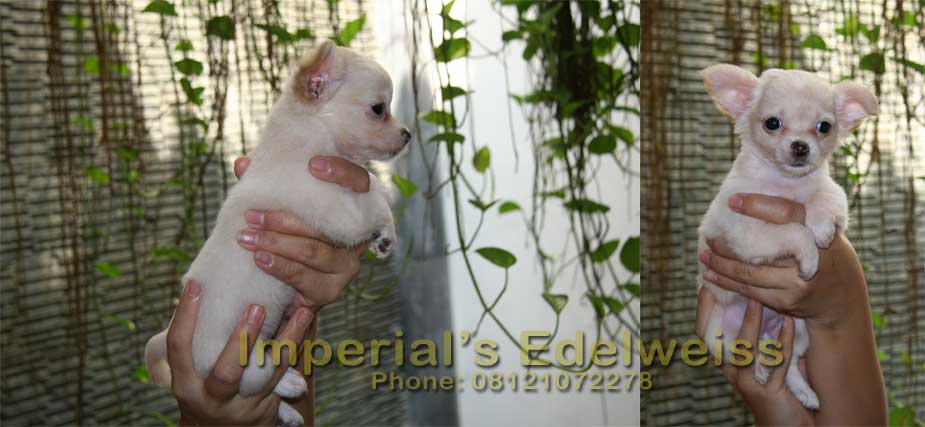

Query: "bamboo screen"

xmin=0 ymin=0 xmax=406 ymax=425
xmin=641 ymin=0 xmax=924 ymax=425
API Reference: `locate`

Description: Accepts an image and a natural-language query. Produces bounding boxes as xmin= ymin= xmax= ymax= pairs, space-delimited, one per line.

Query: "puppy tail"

xmin=144 ymin=330 xmax=172 ymax=385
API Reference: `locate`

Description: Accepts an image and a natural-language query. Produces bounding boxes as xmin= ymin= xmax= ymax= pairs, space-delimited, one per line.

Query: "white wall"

xmin=373 ymin=1 xmax=640 ymax=425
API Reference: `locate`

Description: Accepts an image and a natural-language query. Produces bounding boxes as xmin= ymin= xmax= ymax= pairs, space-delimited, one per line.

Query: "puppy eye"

xmin=371 ymin=103 xmax=386 ymax=117
xmin=763 ymin=117 xmax=782 ymax=132
xmin=817 ymin=121 xmax=832 ymax=134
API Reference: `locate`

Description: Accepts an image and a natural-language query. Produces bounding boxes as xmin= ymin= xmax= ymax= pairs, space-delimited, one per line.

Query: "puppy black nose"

xmin=791 ymin=141 xmax=809 ymax=158
xmin=401 ymin=128 xmax=411 ymax=144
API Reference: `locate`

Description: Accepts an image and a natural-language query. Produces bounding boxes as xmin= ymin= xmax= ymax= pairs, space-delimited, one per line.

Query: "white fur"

xmin=144 ymin=41 xmax=409 ymax=425
xmin=698 ymin=65 xmax=876 ymax=410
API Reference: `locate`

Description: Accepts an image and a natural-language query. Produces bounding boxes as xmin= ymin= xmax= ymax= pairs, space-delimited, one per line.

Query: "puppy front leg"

xmin=367 ymin=176 xmax=396 ymax=259
xmin=730 ymin=220 xmax=819 ymax=279
xmin=804 ymin=188 xmax=847 ymax=249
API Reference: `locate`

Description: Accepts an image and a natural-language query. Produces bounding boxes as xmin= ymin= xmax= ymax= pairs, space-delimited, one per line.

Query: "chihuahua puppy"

xmin=144 ymin=41 xmax=410 ymax=426
xmin=698 ymin=64 xmax=877 ymax=409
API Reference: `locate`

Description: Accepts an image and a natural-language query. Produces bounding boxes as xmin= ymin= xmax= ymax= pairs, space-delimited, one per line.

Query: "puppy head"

xmin=702 ymin=64 xmax=878 ymax=177
xmin=292 ymin=41 xmax=411 ymax=161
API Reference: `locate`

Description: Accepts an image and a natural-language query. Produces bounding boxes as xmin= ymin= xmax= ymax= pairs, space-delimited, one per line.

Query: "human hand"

xmin=167 ymin=280 xmax=314 ymax=426
xmin=698 ymin=193 xmax=869 ymax=328
xmin=696 ymin=287 xmax=814 ymax=426
xmin=233 ymin=155 xmax=368 ymax=309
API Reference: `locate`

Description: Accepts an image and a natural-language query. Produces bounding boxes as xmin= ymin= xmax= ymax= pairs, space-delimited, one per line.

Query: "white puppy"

xmin=698 ymin=64 xmax=877 ymax=410
xmin=144 ymin=41 xmax=409 ymax=426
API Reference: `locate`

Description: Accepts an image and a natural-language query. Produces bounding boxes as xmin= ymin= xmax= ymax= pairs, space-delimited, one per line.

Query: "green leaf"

xmin=142 ymin=0 xmax=177 ymax=16
xmin=800 ymin=34 xmax=828 ymax=50
xmin=603 ymin=296 xmax=625 ymax=314
xmin=623 ymin=283 xmax=640 ymax=298
xmin=206 ymin=15 xmax=235 ymax=40
xmin=133 ymin=365 xmax=150 ymax=383
xmin=476 ymin=247 xmax=517 ymax=268
xmin=434 ymin=38 xmax=471 ymax=62
xmin=94 ymin=261 xmax=121 ymax=278
xmin=872 ymin=312 xmax=885 ymax=329
xmin=543 ymin=293 xmax=568 ymax=314
xmin=502 ymin=30 xmax=522 ymax=41
xmin=67 ymin=15 xmax=89 ymax=30
xmin=152 ymin=246 xmax=192 ymax=263
xmin=835 ymin=13 xmax=862 ymax=38
xmin=860 ymin=25 xmax=880 ymax=44
xmin=419 ymin=110 xmax=456 ymax=128
xmin=901 ymin=351 xmax=912 ymax=367
xmin=441 ymin=85 xmax=468 ymax=100
xmin=498 ymin=201 xmax=521 ymax=214
xmin=429 ymin=132 xmax=465 ymax=145
xmin=616 ymin=23 xmax=640 ymax=46
xmin=112 ymin=63 xmax=130 ymax=76
xmin=391 ymin=174 xmax=418 ymax=197
xmin=860 ymin=52 xmax=885 ymax=74
xmin=106 ymin=313 xmax=136 ymax=331
xmin=180 ymin=78 xmax=205 ymax=105
xmin=468 ymin=198 xmax=498 ymax=211
xmin=70 ymin=116 xmax=95 ymax=130
xmin=175 ymin=39 xmax=193 ymax=51
xmin=84 ymin=166 xmax=110 ymax=184
xmin=889 ymin=406 xmax=915 ymax=427
xmin=442 ymin=15 xmax=466 ymax=34
xmin=620 ymin=237 xmax=640 ymax=273
xmin=336 ymin=15 xmax=365 ymax=46
xmin=878 ymin=350 xmax=889 ymax=361
xmin=83 ymin=58 xmax=99 ymax=75
xmin=613 ymin=126 xmax=635 ymax=144
xmin=894 ymin=58 xmax=925 ymax=74
xmin=587 ymin=293 xmax=606 ymax=318
xmin=472 ymin=147 xmax=491 ymax=173
xmin=591 ymin=240 xmax=620 ymax=262
xmin=592 ymin=36 xmax=617 ymax=57
xmin=563 ymin=198 xmax=610 ymax=213
xmin=175 ymin=58 xmax=203 ymax=76
xmin=901 ymin=11 xmax=916 ymax=27
xmin=589 ymin=135 xmax=616 ymax=154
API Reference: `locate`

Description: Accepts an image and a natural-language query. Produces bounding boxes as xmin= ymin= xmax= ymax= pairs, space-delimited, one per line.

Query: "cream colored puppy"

xmin=698 ymin=64 xmax=877 ymax=410
xmin=144 ymin=41 xmax=409 ymax=426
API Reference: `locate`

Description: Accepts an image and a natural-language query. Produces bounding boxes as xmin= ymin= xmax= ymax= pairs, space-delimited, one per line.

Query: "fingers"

xmin=166 ymin=280 xmax=203 ymax=379
xmin=768 ymin=316 xmax=795 ymax=388
xmin=234 ymin=156 xmax=250 ymax=179
xmin=735 ymin=299 xmax=763 ymax=379
xmin=237 ymin=228 xmax=346 ymax=274
xmin=204 ymin=305 xmax=266 ymax=400
xmin=728 ymin=193 xmax=806 ymax=225
xmin=251 ymin=251 xmax=355 ymax=307
xmin=263 ymin=307 xmax=314 ymax=394
xmin=244 ymin=210 xmax=334 ymax=245
xmin=695 ymin=286 xmax=717 ymax=338
xmin=700 ymin=250 xmax=795 ymax=290
xmin=309 ymin=156 xmax=371 ymax=193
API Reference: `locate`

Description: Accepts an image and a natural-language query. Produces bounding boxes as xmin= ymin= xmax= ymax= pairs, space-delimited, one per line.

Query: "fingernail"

xmin=310 ymin=157 xmax=332 ymax=177
xmin=255 ymin=251 xmax=274 ymax=267
xmin=246 ymin=305 xmax=265 ymax=325
xmin=245 ymin=210 xmax=264 ymax=226
xmin=728 ymin=195 xmax=744 ymax=211
xmin=295 ymin=307 xmax=313 ymax=328
xmin=699 ymin=251 xmax=711 ymax=264
xmin=238 ymin=229 xmax=258 ymax=246
xmin=704 ymin=270 xmax=718 ymax=282
xmin=184 ymin=280 xmax=202 ymax=298
xmin=748 ymin=299 xmax=761 ymax=311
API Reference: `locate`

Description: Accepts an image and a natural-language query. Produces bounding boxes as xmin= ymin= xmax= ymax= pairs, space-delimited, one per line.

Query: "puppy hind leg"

xmin=786 ymin=358 xmax=820 ymax=410
xmin=278 ymin=402 xmax=304 ymax=427
xmin=238 ymin=340 xmax=279 ymax=396
xmin=144 ymin=330 xmax=171 ymax=385
xmin=274 ymin=367 xmax=308 ymax=398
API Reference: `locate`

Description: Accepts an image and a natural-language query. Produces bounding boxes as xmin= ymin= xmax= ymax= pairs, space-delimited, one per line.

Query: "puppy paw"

xmin=369 ymin=226 xmax=396 ymax=259
xmin=278 ymin=402 xmax=304 ymax=427
xmin=273 ymin=368 xmax=307 ymax=399
xmin=791 ymin=384 xmax=820 ymax=410
xmin=805 ymin=211 xmax=836 ymax=249
xmin=795 ymin=247 xmax=820 ymax=280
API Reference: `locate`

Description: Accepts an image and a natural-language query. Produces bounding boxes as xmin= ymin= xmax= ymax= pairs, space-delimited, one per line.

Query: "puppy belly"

xmin=721 ymin=298 xmax=786 ymax=340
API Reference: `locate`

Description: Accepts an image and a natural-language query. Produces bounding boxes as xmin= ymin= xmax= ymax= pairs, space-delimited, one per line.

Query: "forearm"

xmin=805 ymin=277 xmax=886 ymax=425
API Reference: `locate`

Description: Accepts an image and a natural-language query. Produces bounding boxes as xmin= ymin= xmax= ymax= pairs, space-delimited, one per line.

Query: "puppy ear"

xmin=701 ymin=64 xmax=759 ymax=121
xmin=834 ymin=81 xmax=878 ymax=132
xmin=293 ymin=40 xmax=343 ymax=103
